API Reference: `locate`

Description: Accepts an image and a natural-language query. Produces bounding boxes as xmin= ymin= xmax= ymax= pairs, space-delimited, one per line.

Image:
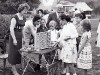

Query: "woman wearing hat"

xmin=8 ymin=3 xmax=30 ymax=75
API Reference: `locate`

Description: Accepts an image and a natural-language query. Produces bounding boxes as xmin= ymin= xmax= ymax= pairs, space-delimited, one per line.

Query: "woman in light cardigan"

xmin=57 ymin=14 xmax=78 ymax=75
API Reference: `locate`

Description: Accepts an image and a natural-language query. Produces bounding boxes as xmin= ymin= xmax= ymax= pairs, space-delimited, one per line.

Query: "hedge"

xmin=0 ymin=14 xmax=12 ymax=39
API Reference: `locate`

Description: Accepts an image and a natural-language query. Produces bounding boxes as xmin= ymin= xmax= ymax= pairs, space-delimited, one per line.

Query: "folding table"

xmin=20 ymin=46 xmax=60 ymax=75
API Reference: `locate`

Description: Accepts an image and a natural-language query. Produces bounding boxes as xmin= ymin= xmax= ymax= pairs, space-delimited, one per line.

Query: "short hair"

xmin=37 ymin=9 xmax=44 ymax=14
xmin=81 ymin=19 xmax=91 ymax=31
xmin=33 ymin=14 xmax=41 ymax=22
xmin=60 ymin=14 xmax=71 ymax=22
xmin=18 ymin=3 xmax=30 ymax=13
xmin=75 ymin=13 xmax=83 ymax=19
xmin=49 ymin=20 xmax=57 ymax=27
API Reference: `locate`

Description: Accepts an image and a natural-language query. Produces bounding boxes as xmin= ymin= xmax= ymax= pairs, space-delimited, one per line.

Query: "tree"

xmin=87 ymin=1 xmax=95 ymax=9
xmin=93 ymin=6 xmax=100 ymax=15
xmin=0 ymin=0 xmax=40 ymax=14
xmin=0 ymin=0 xmax=7 ymax=3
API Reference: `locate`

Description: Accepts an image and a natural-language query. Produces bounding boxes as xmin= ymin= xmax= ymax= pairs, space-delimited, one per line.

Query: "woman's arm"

xmin=29 ymin=23 xmax=36 ymax=38
xmin=10 ymin=18 xmax=17 ymax=45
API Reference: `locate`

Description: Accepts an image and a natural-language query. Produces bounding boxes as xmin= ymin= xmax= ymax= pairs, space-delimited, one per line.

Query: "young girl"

xmin=77 ymin=19 xmax=92 ymax=75
xmin=48 ymin=20 xmax=59 ymax=45
xmin=58 ymin=14 xmax=78 ymax=75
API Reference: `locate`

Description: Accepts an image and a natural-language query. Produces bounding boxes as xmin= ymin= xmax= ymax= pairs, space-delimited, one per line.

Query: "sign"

xmin=34 ymin=31 xmax=51 ymax=50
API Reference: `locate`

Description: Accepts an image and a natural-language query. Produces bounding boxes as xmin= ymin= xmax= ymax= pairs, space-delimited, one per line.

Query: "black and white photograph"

xmin=0 ymin=0 xmax=100 ymax=75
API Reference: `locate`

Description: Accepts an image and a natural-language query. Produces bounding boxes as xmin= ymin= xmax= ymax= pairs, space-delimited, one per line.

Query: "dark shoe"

xmin=34 ymin=64 xmax=40 ymax=71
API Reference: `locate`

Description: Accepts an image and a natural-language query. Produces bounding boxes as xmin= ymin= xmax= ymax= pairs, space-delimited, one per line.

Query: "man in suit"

xmin=46 ymin=4 xmax=64 ymax=30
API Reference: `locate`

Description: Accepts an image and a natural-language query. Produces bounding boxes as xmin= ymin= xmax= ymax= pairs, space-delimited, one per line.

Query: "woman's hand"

xmin=13 ymin=39 xmax=17 ymax=45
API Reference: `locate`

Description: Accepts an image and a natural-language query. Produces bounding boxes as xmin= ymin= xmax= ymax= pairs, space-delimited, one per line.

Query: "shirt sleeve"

xmin=70 ymin=23 xmax=78 ymax=38
xmin=25 ymin=20 xmax=33 ymax=26
xmin=58 ymin=25 xmax=71 ymax=40
xmin=62 ymin=23 xmax=78 ymax=39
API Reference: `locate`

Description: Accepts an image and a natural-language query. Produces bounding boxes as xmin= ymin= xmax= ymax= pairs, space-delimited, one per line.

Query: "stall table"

xmin=20 ymin=46 xmax=62 ymax=75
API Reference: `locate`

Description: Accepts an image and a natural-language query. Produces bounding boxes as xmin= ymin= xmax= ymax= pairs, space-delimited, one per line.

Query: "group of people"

xmin=8 ymin=3 xmax=92 ymax=75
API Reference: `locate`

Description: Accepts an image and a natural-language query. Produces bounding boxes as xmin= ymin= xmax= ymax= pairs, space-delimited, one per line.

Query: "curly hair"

xmin=60 ymin=14 xmax=71 ymax=22
xmin=18 ymin=3 xmax=30 ymax=13
xmin=33 ymin=14 xmax=41 ymax=22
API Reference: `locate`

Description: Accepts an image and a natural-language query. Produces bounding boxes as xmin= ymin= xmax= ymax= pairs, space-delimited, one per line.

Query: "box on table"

xmin=34 ymin=31 xmax=52 ymax=50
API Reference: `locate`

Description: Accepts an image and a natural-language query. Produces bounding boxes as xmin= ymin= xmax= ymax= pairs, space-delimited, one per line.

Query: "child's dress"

xmin=77 ymin=31 xmax=92 ymax=69
xmin=48 ymin=29 xmax=58 ymax=46
xmin=58 ymin=23 xmax=78 ymax=63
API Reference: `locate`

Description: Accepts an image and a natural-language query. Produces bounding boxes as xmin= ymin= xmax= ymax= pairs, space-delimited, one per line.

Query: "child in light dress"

xmin=48 ymin=20 xmax=59 ymax=46
xmin=77 ymin=19 xmax=92 ymax=75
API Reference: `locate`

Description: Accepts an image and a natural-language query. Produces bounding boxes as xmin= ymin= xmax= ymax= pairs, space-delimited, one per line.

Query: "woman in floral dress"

xmin=58 ymin=14 xmax=78 ymax=75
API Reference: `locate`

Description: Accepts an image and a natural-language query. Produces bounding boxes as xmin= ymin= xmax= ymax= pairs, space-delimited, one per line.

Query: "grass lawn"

xmin=0 ymin=19 xmax=99 ymax=75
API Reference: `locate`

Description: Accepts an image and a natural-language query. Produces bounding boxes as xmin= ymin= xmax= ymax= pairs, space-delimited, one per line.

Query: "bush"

xmin=0 ymin=0 xmax=40 ymax=14
xmin=93 ymin=6 xmax=100 ymax=15
xmin=0 ymin=14 xmax=12 ymax=39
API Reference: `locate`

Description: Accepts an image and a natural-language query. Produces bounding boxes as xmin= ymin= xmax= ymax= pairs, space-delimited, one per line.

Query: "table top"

xmin=33 ymin=47 xmax=57 ymax=54
xmin=20 ymin=46 xmax=58 ymax=55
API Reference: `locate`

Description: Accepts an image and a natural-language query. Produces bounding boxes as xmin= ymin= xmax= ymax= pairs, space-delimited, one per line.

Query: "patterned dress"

xmin=58 ymin=23 xmax=78 ymax=63
xmin=77 ymin=31 xmax=92 ymax=69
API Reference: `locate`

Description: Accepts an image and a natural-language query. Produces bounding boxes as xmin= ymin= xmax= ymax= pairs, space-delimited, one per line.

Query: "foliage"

xmin=0 ymin=0 xmax=40 ymax=14
xmin=0 ymin=14 xmax=11 ymax=38
xmin=87 ymin=1 xmax=100 ymax=15
xmin=87 ymin=1 xmax=95 ymax=9
xmin=93 ymin=6 xmax=100 ymax=15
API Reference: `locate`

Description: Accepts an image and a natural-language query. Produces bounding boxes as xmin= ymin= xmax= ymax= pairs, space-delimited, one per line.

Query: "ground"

xmin=0 ymin=19 xmax=99 ymax=75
